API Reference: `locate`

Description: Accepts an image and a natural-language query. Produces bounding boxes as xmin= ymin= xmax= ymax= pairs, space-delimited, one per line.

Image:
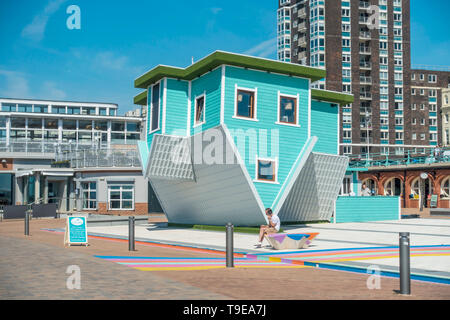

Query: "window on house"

xmin=256 ymin=159 xmax=277 ymax=182
xmin=236 ymin=89 xmax=256 ymax=119
xmin=279 ymin=95 xmax=297 ymax=124
xmin=195 ymin=95 xmax=205 ymax=125
xmin=151 ymin=83 xmax=160 ymax=132
xmin=82 ymin=182 xmax=97 ymax=210
xmin=108 ymin=184 xmax=134 ymax=210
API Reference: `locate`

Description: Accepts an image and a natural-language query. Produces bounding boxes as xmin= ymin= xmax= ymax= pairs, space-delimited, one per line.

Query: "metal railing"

xmin=55 ymin=148 xmax=141 ymax=168
xmin=348 ymin=147 xmax=450 ymax=168
xmin=0 ymin=140 xmax=108 ymax=154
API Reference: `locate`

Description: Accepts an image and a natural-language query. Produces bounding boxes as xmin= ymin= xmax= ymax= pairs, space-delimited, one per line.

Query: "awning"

xmin=41 ymin=171 xmax=74 ymax=177
xmin=15 ymin=170 xmax=33 ymax=178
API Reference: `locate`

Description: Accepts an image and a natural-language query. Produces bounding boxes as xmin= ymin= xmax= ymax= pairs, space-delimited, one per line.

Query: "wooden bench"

xmin=266 ymin=233 xmax=319 ymax=250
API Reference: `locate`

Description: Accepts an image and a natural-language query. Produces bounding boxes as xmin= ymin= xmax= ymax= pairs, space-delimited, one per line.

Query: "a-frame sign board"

xmin=64 ymin=216 xmax=89 ymax=247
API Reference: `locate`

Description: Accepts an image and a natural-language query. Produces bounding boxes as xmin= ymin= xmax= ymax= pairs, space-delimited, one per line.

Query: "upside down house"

xmin=134 ymin=51 xmax=353 ymax=226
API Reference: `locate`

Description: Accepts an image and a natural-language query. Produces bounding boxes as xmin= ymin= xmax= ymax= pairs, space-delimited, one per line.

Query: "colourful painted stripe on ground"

xmin=41 ymin=228 xmax=245 ymax=257
xmin=95 ymin=256 xmax=308 ymax=271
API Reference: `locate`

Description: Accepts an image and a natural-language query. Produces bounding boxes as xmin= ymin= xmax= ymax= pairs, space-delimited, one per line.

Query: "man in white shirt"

xmin=256 ymin=208 xmax=280 ymax=248
xmin=361 ymin=183 xmax=371 ymax=196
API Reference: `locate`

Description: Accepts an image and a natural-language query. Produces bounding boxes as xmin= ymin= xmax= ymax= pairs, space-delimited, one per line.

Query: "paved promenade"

xmin=0 ymin=218 xmax=449 ymax=299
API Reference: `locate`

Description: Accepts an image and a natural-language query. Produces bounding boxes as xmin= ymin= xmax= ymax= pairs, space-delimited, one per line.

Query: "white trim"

xmin=220 ymin=65 xmax=225 ymax=124
xmin=221 ymin=124 xmax=267 ymax=223
xmin=308 ymin=79 xmax=311 ymax=139
xmin=149 ymin=81 xmax=162 ymax=134
xmin=254 ymin=155 xmax=279 ymax=184
xmin=107 ymin=183 xmax=135 ymax=211
xmin=187 ymin=81 xmax=191 ymax=136
xmin=234 ymin=84 xmax=258 ymax=120
xmin=193 ymin=92 xmax=206 ymax=128
xmin=276 ymin=91 xmax=300 ymax=126
xmin=337 ymin=103 xmax=340 ymax=154
xmin=162 ymin=78 xmax=167 ymax=134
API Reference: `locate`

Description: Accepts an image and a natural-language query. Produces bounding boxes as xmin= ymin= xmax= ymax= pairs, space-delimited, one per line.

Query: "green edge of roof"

xmin=311 ymin=89 xmax=354 ymax=105
xmin=135 ymin=88 xmax=354 ymax=106
xmin=134 ymin=91 xmax=147 ymax=105
xmin=134 ymin=51 xmax=326 ymax=89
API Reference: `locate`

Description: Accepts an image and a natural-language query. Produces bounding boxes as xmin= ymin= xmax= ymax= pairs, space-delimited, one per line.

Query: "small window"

xmin=195 ymin=95 xmax=205 ymax=125
xmin=235 ymin=88 xmax=256 ymax=119
xmin=150 ymin=83 xmax=160 ymax=132
xmin=256 ymin=158 xmax=277 ymax=182
xmin=279 ymin=95 xmax=297 ymax=124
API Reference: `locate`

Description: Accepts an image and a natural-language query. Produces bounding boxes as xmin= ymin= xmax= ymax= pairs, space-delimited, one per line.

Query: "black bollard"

xmin=24 ymin=212 xmax=30 ymax=236
xmin=399 ymin=232 xmax=411 ymax=295
xmin=226 ymin=223 xmax=234 ymax=268
xmin=129 ymin=216 xmax=135 ymax=251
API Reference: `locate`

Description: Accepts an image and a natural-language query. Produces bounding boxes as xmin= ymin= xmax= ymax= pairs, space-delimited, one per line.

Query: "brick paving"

xmin=0 ymin=218 xmax=449 ymax=300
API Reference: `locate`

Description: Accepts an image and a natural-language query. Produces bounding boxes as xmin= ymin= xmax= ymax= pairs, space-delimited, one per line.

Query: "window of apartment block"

xmin=395 ymin=132 xmax=404 ymax=140
xmin=279 ymin=95 xmax=297 ymax=125
xmin=395 ymin=102 xmax=403 ymax=110
xmin=429 ymin=89 xmax=437 ymax=97
xmin=380 ymin=102 xmax=389 ymax=110
xmin=430 ymin=133 xmax=438 ymax=141
xmin=420 ymin=118 xmax=425 ymax=125
xmin=394 ymin=58 xmax=403 ymax=66
xmin=394 ymin=43 xmax=402 ymax=51
xmin=150 ymin=83 xmax=160 ymax=132
xmin=420 ymin=74 xmax=424 ymax=81
xmin=412 ymin=118 xmax=417 ymax=125
xmin=411 ymin=74 xmax=416 ymax=80
xmin=256 ymin=158 xmax=277 ymax=182
xmin=342 ymin=39 xmax=350 ymax=47
xmin=236 ymin=88 xmax=256 ymax=119
xmin=394 ymin=87 xmax=403 ymax=95
xmin=379 ymin=42 xmax=387 ymax=50
xmin=395 ymin=117 xmax=404 ymax=125
xmin=381 ymin=132 xmax=389 ymax=139
xmin=44 ymin=119 xmax=58 ymax=129
xmin=342 ymin=54 xmax=351 ymax=63
xmin=380 ymin=57 xmax=388 ymax=65
xmin=420 ymin=133 xmax=425 ymax=140
xmin=411 ymin=88 xmax=416 ymax=95
xmin=342 ymin=24 xmax=350 ymax=32
xmin=82 ymin=181 xmax=97 ymax=210
xmin=27 ymin=118 xmax=42 ymax=129
xmin=411 ymin=104 xmax=416 ymax=110
xmin=343 ymin=130 xmax=351 ymax=139
xmin=343 ymin=84 xmax=351 ymax=93
xmin=393 ymin=28 xmax=402 ymax=36
xmin=393 ymin=14 xmax=402 ymax=22
xmin=394 ymin=73 xmax=403 ymax=81
xmin=381 ymin=117 xmax=389 ymax=125
xmin=108 ymin=183 xmax=134 ymax=210
xmin=420 ymin=89 xmax=425 ymax=96
xmin=412 ymin=133 xmax=417 ymax=140
xmin=63 ymin=120 xmax=77 ymax=130
xmin=341 ymin=9 xmax=350 ymax=17
xmin=342 ymin=69 xmax=351 ymax=77
xmin=34 ymin=105 xmax=48 ymax=113
xmin=343 ymin=115 xmax=352 ymax=123
xmin=380 ymin=72 xmax=388 ymax=80
xmin=195 ymin=95 xmax=206 ymax=126
xmin=429 ymin=118 xmax=437 ymax=126
xmin=428 ymin=75 xmax=437 ymax=83
xmin=430 ymin=104 xmax=437 ymax=112
xmin=342 ymin=146 xmax=352 ymax=155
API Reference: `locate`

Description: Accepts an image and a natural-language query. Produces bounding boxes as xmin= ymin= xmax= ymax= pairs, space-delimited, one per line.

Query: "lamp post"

xmin=419 ymin=172 xmax=428 ymax=211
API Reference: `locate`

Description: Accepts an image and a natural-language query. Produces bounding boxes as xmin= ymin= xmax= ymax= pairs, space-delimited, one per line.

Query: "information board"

xmin=430 ymin=194 xmax=438 ymax=208
xmin=64 ymin=216 xmax=88 ymax=246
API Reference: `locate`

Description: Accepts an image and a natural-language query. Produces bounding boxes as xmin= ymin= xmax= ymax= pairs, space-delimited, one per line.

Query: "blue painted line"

xmin=95 ymin=256 xmax=247 ymax=260
xmin=252 ymin=244 xmax=450 ymax=256
xmin=301 ymin=261 xmax=450 ymax=285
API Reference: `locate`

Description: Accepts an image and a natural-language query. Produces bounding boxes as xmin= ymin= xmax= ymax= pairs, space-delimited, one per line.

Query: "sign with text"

xmin=430 ymin=194 xmax=438 ymax=208
xmin=64 ymin=216 xmax=88 ymax=246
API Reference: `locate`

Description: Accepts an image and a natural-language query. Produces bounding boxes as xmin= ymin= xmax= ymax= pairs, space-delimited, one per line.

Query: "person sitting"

xmin=255 ymin=208 xmax=280 ymax=248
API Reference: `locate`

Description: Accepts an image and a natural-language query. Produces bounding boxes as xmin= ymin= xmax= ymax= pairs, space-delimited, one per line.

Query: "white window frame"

xmin=193 ymin=92 xmax=206 ymax=127
xmin=254 ymin=156 xmax=279 ymax=184
xmin=149 ymin=81 xmax=161 ymax=134
xmin=107 ymin=184 xmax=135 ymax=211
xmin=233 ymin=85 xmax=258 ymax=121
xmin=81 ymin=181 xmax=97 ymax=210
xmin=276 ymin=91 xmax=300 ymax=127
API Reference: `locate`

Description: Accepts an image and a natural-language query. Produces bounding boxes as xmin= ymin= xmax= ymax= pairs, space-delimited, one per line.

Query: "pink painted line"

xmin=306 ymin=251 xmax=450 ymax=262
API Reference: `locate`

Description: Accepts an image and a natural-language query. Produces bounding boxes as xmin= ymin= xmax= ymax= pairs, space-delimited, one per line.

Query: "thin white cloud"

xmin=0 ymin=70 xmax=30 ymax=98
xmin=21 ymin=0 xmax=68 ymax=42
xmin=243 ymin=38 xmax=277 ymax=57
xmin=42 ymin=81 xmax=67 ymax=100
xmin=94 ymin=52 xmax=129 ymax=71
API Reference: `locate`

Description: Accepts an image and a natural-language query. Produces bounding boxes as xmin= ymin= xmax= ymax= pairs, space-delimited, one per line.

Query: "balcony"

xmin=359 ymin=16 xmax=370 ymax=24
xmin=55 ymin=148 xmax=141 ymax=169
xmin=359 ymin=1 xmax=371 ymax=10
xmin=360 ymin=92 xmax=372 ymax=100
xmin=360 ymin=76 xmax=372 ymax=84
xmin=360 ymin=107 xmax=372 ymax=114
xmin=360 ymin=137 xmax=374 ymax=143
xmin=298 ymin=36 xmax=307 ymax=46
xmin=298 ymin=22 xmax=307 ymax=31
xmin=360 ymin=61 xmax=372 ymax=69
xmin=298 ymin=51 xmax=307 ymax=59
xmin=359 ymin=31 xmax=371 ymax=40
xmin=359 ymin=47 xmax=371 ymax=54
xmin=298 ymin=8 xmax=306 ymax=17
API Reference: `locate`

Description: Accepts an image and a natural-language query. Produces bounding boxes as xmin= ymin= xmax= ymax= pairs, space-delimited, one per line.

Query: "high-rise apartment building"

xmin=409 ymin=69 xmax=450 ymax=147
xmin=277 ymin=0 xmax=424 ymax=156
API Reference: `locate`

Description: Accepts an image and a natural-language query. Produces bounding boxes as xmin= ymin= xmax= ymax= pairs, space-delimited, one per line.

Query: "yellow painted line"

xmin=133 ymin=265 xmax=310 ymax=271
xmin=311 ymin=253 xmax=450 ymax=263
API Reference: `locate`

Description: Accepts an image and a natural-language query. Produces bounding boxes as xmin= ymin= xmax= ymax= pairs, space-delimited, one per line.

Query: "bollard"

xmin=24 ymin=212 xmax=30 ymax=236
xmin=226 ymin=223 xmax=234 ymax=268
xmin=129 ymin=216 xmax=135 ymax=251
xmin=399 ymin=232 xmax=411 ymax=295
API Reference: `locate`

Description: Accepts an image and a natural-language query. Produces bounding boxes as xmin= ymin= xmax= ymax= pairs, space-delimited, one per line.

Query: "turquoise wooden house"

xmin=134 ymin=51 xmax=353 ymax=226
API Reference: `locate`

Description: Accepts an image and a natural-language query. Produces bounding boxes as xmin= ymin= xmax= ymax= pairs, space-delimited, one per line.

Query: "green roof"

xmin=134 ymin=50 xmax=326 ymax=89
xmin=134 ymin=51 xmax=353 ymax=106
xmin=311 ymin=89 xmax=354 ymax=105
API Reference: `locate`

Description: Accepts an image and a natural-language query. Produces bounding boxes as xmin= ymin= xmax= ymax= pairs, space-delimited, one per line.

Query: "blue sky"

xmin=0 ymin=0 xmax=449 ymax=114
